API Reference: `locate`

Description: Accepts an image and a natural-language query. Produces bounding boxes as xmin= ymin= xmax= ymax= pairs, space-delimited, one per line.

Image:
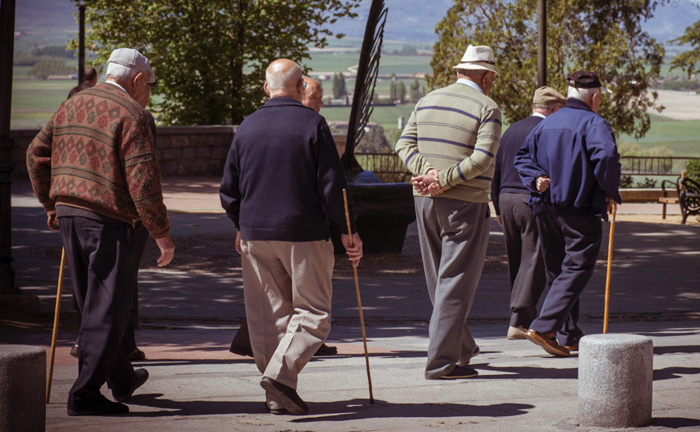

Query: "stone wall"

xmin=10 ymin=125 xmax=237 ymax=179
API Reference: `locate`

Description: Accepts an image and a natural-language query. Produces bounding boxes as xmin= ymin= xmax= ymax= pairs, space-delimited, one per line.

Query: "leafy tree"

xmin=29 ymin=61 xmax=76 ymax=79
xmin=409 ymin=76 xmax=420 ymax=102
xmin=397 ymin=80 xmax=406 ymax=103
xmin=429 ymin=0 xmax=666 ymax=139
xmin=669 ymin=20 xmax=700 ymax=78
xmin=332 ymin=72 xmax=347 ymax=99
xmin=72 ymin=0 xmax=360 ymax=125
xmin=389 ymin=73 xmax=397 ymax=102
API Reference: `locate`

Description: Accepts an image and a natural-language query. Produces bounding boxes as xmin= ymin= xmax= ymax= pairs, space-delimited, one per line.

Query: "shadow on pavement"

xmin=653 ymin=366 xmax=700 ymax=381
xmin=654 ymin=345 xmax=700 ymax=355
xmin=471 ymin=362 xmax=578 ymax=380
xmin=651 ymin=417 xmax=700 ymax=428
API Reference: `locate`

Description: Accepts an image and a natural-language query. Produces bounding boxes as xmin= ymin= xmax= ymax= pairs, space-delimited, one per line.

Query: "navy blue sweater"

xmin=219 ymin=97 xmax=357 ymax=241
xmin=514 ymin=98 xmax=621 ymax=219
xmin=491 ymin=115 xmax=543 ymax=215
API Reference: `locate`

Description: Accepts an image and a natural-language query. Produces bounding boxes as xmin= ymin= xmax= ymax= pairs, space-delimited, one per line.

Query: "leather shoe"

xmin=112 ymin=368 xmax=149 ymax=403
xmin=70 ymin=343 xmax=79 ymax=358
xmin=525 ymin=329 xmax=570 ymax=357
xmin=260 ymin=377 xmax=308 ymax=415
xmin=67 ymin=395 xmax=129 ymax=416
xmin=438 ymin=366 xmax=478 ymax=379
xmin=127 ymin=348 xmax=146 ymax=361
xmin=565 ymin=344 xmax=579 ymax=352
xmin=507 ymin=326 xmax=528 ymax=340
xmin=314 ymin=343 xmax=338 ymax=356
xmin=229 ymin=341 xmax=253 ymax=358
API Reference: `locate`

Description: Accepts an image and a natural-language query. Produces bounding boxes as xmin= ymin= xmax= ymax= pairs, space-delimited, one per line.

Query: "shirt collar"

xmin=106 ymin=80 xmax=130 ymax=98
xmin=564 ymin=97 xmax=593 ymax=112
xmin=532 ymin=112 xmax=546 ymax=119
xmin=456 ymin=78 xmax=483 ymax=94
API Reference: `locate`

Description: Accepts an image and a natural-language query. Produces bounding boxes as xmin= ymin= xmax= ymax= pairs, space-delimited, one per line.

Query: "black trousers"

xmin=119 ymin=221 xmax=150 ymax=355
xmin=530 ymin=202 xmax=602 ymax=346
xmin=499 ymin=193 xmax=546 ymax=328
xmin=60 ymin=216 xmax=138 ymax=406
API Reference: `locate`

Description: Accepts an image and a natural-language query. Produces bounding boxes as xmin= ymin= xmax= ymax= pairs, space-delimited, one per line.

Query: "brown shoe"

xmin=565 ymin=344 xmax=579 ymax=352
xmin=525 ymin=329 xmax=570 ymax=357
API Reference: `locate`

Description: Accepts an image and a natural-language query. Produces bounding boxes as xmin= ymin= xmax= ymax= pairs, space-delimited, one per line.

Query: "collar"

xmin=262 ymin=96 xmax=307 ymax=108
xmin=564 ymin=98 xmax=593 ymax=112
xmin=456 ymin=78 xmax=483 ymax=94
xmin=105 ymin=81 xmax=130 ymax=98
xmin=532 ymin=112 xmax=546 ymax=119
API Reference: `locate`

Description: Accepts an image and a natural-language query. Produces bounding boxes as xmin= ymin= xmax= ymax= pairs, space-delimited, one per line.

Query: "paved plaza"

xmin=2 ymin=178 xmax=700 ymax=431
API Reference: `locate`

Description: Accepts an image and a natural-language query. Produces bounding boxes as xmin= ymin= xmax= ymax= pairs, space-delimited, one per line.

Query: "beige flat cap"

xmin=533 ymin=86 xmax=566 ymax=105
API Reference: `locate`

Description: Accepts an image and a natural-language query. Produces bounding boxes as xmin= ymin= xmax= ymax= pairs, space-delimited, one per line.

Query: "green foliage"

xmin=409 ymin=77 xmax=420 ymax=103
xmin=29 ymin=61 xmax=76 ymax=79
xmin=618 ymin=142 xmax=673 ymax=157
xmin=72 ymin=0 xmax=360 ymax=125
xmin=669 ymin=20 xmax=700 ymax=78
xmin=31 ymin=46 xmax=77 ymax=58
xmin=620 ymin=175 xmax=634 ymax=188
xmin=428 ymin=0 xmax=666 ymax=139
xmin=397 ymin=80 xmax=406 ymax=103
xmin=332 ymin=72 xmax=347 ymax=100
xmin=686 ymin=160 xmax=700 ymax=183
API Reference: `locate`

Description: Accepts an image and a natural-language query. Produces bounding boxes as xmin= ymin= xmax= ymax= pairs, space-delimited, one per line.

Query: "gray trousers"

xmin=415 ymin=197 xmax=490 ymax=379
xmin=499 ymin=193 xmax=546 ymax=328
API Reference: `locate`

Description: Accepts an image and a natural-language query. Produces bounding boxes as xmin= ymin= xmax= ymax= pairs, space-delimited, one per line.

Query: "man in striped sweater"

xmin=395 ymin=45 xmax=501 ymax=380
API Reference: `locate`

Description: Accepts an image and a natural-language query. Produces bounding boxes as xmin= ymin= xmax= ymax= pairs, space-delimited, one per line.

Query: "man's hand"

xmin=155 ymin=235 xmax=175 ymax=267
xmin=341 ymin=232 xmax=363 ymax=267
xmin=412 ymin=169 xmax=446 ymax=196
xmin=47 ymin=210 xmax=59 ymax=231
xmin=606 ymin=197 xmax=616 ymax=214
xmin=536 ymin=175 xmax=550 ymax=192
xmin=235 ymin=230 xmax=242 ymax=254
xmin=496 ymin=215 xmax=502 ymax=227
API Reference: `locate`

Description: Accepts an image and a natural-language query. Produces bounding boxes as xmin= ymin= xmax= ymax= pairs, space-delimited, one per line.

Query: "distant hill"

xmin=12 ymin=0 xmax=700 ymax=51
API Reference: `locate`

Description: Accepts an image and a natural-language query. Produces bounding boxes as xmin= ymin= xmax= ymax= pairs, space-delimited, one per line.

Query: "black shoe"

xmin=229 ymin=342 xmax=254 ymax=358
xmin=70 ymin=344 xmax=79 ymax=359
xmin=127 ymin=348 xmax=146 ymax=362
xmin=438 ymin=366 xmax=479 ymax=379
xmin=67 ymin=395 xmax=129 ymax=416
xmin=112 ymin=369 xmax=149 ymax=403
xmin=314 ymin=343 xmax=338 ymax=356
xmin=260 ymin=377 xmax=308 ymax=415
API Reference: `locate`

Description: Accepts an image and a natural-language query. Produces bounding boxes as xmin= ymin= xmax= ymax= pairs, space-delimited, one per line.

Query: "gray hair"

xmin=456 ymin=69 xmax=488 ymax=80
xmin=533 ymin=103 xmax=559 ymax=111
xmin=266 ymin=63 xmax=302 ymax=91
xmin=567 ymin=86 xmax=600 ymax=103
xmin=105 ymin=62 xmax=139 ymax=83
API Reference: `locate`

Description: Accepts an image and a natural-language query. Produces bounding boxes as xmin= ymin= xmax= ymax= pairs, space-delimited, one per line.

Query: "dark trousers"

xmin=500 ymin=193 xmax=546 ymax=328
xmin=119 ymin=221 xmax=149 ymax=354
xmin=530 ymin=202 xmax=602 ymax=346
xmin=60 ymin=216 xmax=138 ymax=406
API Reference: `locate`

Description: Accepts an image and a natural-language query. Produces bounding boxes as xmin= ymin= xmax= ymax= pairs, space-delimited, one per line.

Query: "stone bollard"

xmin=0 ymin=345 xmax=46 ymax=432
xmin=578 ymin=334 xmax=653 ymax=428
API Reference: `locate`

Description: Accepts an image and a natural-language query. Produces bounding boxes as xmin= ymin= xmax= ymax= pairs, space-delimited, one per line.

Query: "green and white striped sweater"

xmin=395 ymin=82 xmax=502 ymax=203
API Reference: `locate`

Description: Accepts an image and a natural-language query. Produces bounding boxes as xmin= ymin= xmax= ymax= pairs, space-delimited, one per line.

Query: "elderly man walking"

xmin=27 ymin=48 xmax=175 ymax=415
xmin=515 ymin=71 xmax=621 ymax=357
xmin=491 ymin=86 xmax=566 ymax=340
xmin=227 ymin=75 xmax=338 ymax=358
xmin=395 ymin=45 xmax=501 ymax=379
xmin=220 ymin=59 xmax=363 ymax=415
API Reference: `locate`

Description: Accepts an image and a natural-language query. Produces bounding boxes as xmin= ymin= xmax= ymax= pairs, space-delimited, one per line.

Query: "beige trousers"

xmin=240 ymin=239 xmax=334 ymax=389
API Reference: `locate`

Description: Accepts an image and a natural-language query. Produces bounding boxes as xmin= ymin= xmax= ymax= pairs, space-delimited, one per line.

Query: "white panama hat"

xmin=452 ymin=45 xmax=499 ymax=75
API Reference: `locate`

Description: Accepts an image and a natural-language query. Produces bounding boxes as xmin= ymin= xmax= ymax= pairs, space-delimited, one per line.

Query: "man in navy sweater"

xmin=491 ymin=86 xmax=566 ymax=341
xmin=220 ymin=59 xmax=363 ymax=415
xmin=515 ymin=71 xmax=621 ymax=357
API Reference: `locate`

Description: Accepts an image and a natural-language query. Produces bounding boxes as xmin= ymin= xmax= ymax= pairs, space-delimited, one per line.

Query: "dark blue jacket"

xmin=491 ymin=115 xmax=543 ymax=215
xmin=219 ymin=97 xmax=356 ymax=241
xmin=514 ymin=98 xmax=621 ymax=219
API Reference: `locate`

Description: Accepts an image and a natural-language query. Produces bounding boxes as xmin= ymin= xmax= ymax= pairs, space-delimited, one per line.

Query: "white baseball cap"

xmin=108 ymin=48 xmax=156 ymax=83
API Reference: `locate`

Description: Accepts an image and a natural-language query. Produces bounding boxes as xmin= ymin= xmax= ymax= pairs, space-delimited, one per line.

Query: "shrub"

xmin=686 ymin=160 xmax=700 ymax=183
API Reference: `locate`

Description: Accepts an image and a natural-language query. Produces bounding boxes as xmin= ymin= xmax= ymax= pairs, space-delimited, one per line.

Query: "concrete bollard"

xmin=0 ymin=345 xmax=46 ymax=432
xmin=578 ymin=334 xmax=653 ymax=428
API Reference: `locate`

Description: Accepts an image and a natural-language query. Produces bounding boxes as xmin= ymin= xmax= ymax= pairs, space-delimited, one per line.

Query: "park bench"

xmin=660 ymin=177 xmax=700 ymax=224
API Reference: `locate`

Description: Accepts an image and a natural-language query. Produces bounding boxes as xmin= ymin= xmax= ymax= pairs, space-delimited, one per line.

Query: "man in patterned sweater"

xmin=395 ymin=45 xmax=501 ymax=380
xmin=27 ymin=48 xmax=175 ymax=416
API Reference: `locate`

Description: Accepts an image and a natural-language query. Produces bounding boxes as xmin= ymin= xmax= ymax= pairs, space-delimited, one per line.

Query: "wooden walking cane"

xmin=343 ymin=189 xmax=374 ymax=404
xmin=603 ymin=203 xmax=617 ymax=334
xmin=46 ymin=215 xmax=65 ymax=403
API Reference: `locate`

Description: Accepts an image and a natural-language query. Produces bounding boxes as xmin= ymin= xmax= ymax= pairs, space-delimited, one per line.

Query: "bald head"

xmin=265 ymin=59 xmax=304 ymax=101
xmin=302 ymin=77 xmax=323 ymax=113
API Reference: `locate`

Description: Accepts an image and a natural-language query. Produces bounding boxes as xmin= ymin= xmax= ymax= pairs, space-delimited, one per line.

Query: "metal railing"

xmin=354 ymin=153 xmax=700 ymax=182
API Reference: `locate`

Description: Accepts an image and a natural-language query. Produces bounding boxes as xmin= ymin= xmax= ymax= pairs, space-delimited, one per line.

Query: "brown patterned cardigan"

xmin=26 ymin=83 xmax=170 ymax=238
